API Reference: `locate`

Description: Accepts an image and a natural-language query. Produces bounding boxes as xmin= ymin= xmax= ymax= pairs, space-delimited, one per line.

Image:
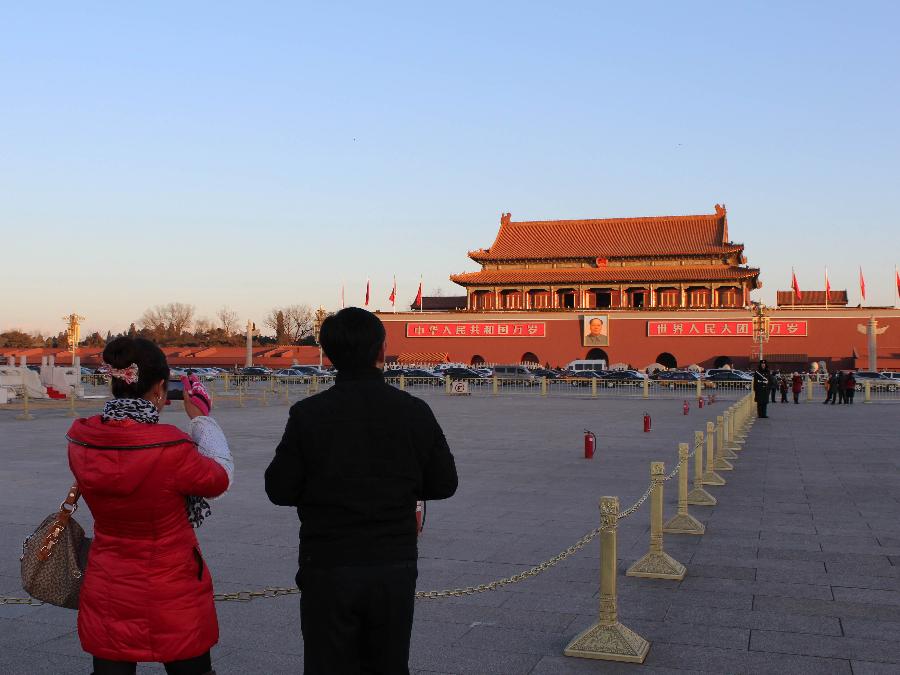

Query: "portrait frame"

xmin=582 ymin=314 xmax=609 ymax=347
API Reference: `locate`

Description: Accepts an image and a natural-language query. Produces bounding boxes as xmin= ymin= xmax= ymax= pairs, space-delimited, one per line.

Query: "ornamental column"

xmin=680 ymin=285 xmax=686 ymax=308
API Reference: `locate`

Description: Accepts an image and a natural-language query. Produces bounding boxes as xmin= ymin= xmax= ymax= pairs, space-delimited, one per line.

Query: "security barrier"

xmin=3 ymin=393 xmax=759 ymax=668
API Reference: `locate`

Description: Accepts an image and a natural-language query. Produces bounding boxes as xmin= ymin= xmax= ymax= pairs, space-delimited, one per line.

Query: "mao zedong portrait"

xmin=583 ymin=316 xmax=609 ymax=346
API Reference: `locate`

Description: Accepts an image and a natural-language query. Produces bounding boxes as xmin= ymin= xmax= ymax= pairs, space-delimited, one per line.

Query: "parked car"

xmin=596 ymin=370 xmax=646 ymax=387
xmin=529 ymin=368 xmax=562 ymax=380
xmin=880 ymin=371 xmax=900 ymax=382
xmin=442 ymin=367 xmax=488 ymax=381
xmin=493 ymin=365 xmax=538 ymax=385
xmin=653 ymin=371 xmax=700 ymax=387
xmin=561 ymin=369 xmax=606 ymax=386
xmin=854 ymin=371 xmax=898 ymax=392
xmin=703 ymin=371 xmax=753 ymax=389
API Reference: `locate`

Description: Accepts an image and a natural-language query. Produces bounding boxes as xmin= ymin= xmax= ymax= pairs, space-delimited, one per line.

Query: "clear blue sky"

xmin=2 ymin=1 xmax=899 ymax=336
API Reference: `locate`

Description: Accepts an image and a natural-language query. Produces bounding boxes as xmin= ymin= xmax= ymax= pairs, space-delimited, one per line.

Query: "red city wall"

xmin=379 ymin=308 xmax=900 ymax=370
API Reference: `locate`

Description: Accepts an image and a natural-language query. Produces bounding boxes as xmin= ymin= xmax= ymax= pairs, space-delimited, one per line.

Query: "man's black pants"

xmin=756 ymin=399 xmax=768 ymax=418
xmin=299 ymin=562 xmax=417 ymax=675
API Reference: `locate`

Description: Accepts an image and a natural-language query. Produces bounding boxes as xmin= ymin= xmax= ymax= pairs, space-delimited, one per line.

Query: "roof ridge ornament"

xmin=501 ymin=212 xmax=511 ymax=226
xmin=714 ymin=203 xmax=726 ymax=216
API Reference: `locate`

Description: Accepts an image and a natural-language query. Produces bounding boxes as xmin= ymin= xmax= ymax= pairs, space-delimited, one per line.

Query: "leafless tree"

xmin=265 ymin=304 xmax=313 ymax=343
xmin=216 ymin=306 xmax=240 ymax=336
xmin=193 ymin=317 xmax=214 ymax=335
xmin=138 ymin=303 xmax=195 ymax=337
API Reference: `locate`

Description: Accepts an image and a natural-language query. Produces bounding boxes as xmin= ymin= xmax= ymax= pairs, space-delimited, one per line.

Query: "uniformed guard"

xmin=753 ymin=359 xmax=771 ymax=418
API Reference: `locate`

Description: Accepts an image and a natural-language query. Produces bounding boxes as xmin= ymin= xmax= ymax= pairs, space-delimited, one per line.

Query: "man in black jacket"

xmin=753 ymin=360 xmax=771 ymax=418
xmin=265 ymin=307 xmax=458 ymax=675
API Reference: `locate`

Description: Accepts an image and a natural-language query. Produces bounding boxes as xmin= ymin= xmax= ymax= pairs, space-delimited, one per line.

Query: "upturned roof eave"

xmin=449 ymin=267 xmax=761 ymax=286
xmin=467 ymin=245 xmax=745 ymax=264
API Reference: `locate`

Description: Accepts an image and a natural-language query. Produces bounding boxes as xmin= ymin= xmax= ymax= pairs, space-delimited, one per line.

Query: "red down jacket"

xmin=67 ymin=415 xmax=229 ymax=663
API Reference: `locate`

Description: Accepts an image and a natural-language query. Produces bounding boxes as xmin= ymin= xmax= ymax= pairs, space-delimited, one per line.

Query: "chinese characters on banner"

xmin=406 ymin=322 xmax=546 ymax=338
xmin=647 ymin=320 xmax=808 ymax=337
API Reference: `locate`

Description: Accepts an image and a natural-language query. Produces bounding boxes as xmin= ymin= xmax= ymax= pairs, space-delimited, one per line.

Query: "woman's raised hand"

xmin=182 ymin=374 xmax=212 ymax=419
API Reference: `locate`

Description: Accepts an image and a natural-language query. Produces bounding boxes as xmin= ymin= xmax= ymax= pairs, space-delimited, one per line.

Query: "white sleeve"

xmin=189 ymin=416 xmax=234 ymax=493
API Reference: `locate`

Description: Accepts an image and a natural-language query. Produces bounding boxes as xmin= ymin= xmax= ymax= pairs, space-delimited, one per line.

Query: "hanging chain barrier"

xmin=2 ymin=405 xmax=729 ymax=608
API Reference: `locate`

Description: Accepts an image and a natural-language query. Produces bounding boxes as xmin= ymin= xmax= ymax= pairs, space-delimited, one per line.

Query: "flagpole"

xmin=420 ymin=275 xmax=423 ymax=313
xmin=791 ymin=268 xmax=795 ymax=309
xmin=824 ymin=267 xmax=828 ymax=311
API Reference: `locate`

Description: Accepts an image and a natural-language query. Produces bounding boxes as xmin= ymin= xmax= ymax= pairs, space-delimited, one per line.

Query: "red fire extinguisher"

xmin=584 ymin=429 xmax=596 ymax=459
xmin=683 ymin=400 xmax=690 ymax=415
xmin=698 ymin=396 xmax=705 ymax=409
xmin=643 ymin=412 xmax=651 ymax=433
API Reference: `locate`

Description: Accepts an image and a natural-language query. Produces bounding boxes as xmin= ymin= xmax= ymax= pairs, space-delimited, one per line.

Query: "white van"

xmin=493 ymin=365 xmax=537 ymax=385
xmin=565 ymin=359 xmax=607 ymax=373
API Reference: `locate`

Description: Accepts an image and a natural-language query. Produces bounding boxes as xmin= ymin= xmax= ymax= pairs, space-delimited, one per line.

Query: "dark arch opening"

xmin=713 ymin=355 xmax=733 ymax=369
xmin=656 ymin=352 xmax=677 ymax=369
xmin=586 ymin=348 xmax=608 ymax=362
xmin=521 ymin=352 xmax=539 ymax=365
xmin=470 ymin=355 xmax=485 ymax=366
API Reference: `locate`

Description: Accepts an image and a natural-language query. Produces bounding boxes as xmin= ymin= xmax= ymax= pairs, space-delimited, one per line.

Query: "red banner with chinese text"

xmin=406 ymin=322 xmax=546 ymax=338
xmin=647 ymin=320 xmax=807 ymax=337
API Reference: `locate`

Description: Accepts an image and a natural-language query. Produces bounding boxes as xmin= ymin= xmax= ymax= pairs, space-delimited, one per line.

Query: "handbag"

xmin=20 ymin=483 xmax=92 ymax=609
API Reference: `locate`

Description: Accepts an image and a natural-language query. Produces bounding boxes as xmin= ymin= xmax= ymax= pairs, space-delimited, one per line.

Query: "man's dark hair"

xmin=103 ymin=336 xmax=170 ymax=399
xmin=319 ymin=307 xmax=386 ymax=371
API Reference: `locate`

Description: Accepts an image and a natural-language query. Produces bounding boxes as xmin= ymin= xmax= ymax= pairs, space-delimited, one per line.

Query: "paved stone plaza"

xmin=2 ymin=392 xmax=900 ymax=674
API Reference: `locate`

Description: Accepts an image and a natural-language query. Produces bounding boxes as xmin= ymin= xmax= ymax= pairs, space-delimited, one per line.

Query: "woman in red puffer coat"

xmin=67 ymin=337 xmax=233 ymax=675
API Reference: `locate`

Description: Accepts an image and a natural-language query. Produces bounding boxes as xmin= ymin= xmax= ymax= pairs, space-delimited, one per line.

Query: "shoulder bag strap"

xmin=37 ymin=483 xmax=81 ymax=561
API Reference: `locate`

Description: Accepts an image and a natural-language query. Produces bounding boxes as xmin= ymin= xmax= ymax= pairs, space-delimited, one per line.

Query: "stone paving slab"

xmin=2 ymin=393 xmax=899 ymax=673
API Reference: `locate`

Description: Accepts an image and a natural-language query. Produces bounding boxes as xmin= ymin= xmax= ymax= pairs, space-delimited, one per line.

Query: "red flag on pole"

xmin=365 ymin=279 xmax=370 ymax=307
xmin=341 ymin=284 xmax=345 ymax=309
xmin=388 ymin=276 xmax=396 ymax=307
xmin=824 ymin=268 xmax=831 ymax=297
xmin=414 ymin=281 xmax=423 ymax=310
xmin=791 ymin=268 xmax=801 ymax=300
xmin=895 ymin=266 xmax=900 ymax=299
xmin=859 ymin=266 xmax=866 ymax=301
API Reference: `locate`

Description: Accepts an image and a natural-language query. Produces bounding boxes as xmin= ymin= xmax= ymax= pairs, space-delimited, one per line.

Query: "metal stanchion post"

xmin=663 ymin=443 xmax=705 ymax=535
xmin=714 ymin=415 xmax=733 ymax=470
xmin=806 ymin=375 xmax=812 ymax=402
xmin=627 ymin=462 xmax=686 ymax=580
xmin=238 ymin=384 xmax=245 ymax=407
xmin=541 ymin=376 xmax=548 ymax=397
xmin=687 ymin=431 xmax=717 ymax=505
xmin=721 ymin=411 xmax=738 ymax=459
xmin=399 ymin=374 xmax=406 ymax=392
xmin=16 ymin=388 xmax=34 ymax=421
xmin=702 ymin=421 xmax=725 ymax=485
xmin=865 ymin=380 xmax=871 ymax=403
xmin=591 ymin=377 xmax=597 ymax=399
xmin=224 ymin=374 xmax=230 ymax=392
xmin=564 ymin=496 xmax=650 ymax=663
xmin=642 ymin=377 xmax=649 ymax=400
xmin=66 ymin=389 xmax=77 ymax=418
xmin=492 ymin=375 xmax=498 ymax=396
xmin=445 ymin=377 xmax=451 ymax=395
xmin=696 ymin=377 xmax=702 ymax=401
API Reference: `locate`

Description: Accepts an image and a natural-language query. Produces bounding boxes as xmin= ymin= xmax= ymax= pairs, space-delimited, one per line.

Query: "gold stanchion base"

xmin=713 ymin=458 xmax=734 ymax=471
xmin=663 ymin=512 xmax=705 ymax=535
xmin=564 ymin=621 xmax=650 ymax=663
xmin=626 ymin=551 xmax=686 ymax=580
xmin=702 ymin=471 xmax=726 ymax=486
xmin=723 ymin=447 xmax=739 ymax=459
xmin=687 ymin=487 xmax=717 ymax=505
xmin=15 ymin=414 xmax=35 ymax=421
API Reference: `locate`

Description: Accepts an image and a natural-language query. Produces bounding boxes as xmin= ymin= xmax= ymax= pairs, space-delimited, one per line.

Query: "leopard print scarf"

xmin=102 ymin=398 xmax=211 ymax=528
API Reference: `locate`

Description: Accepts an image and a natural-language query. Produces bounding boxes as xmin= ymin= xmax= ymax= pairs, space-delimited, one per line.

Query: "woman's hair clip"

xmin=99 ymin=362 xmax=140 ymax=384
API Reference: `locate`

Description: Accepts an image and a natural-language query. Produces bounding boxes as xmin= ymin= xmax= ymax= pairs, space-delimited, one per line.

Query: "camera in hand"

xmin=166 ymin=370 xmax=192 ymax=400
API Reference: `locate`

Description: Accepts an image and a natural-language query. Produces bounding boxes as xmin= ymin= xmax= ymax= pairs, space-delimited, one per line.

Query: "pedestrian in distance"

xmin=265 ymin=307 xmax=459 ymax=675
xmin=837 ymin=371 xmax=847 ymax=404
xmin=828 ymin=372 xmax=841 ymax=404
xmin=768 ymin=370 xmax=778 ymax=403
xmin=754 ymin=359 xmax=771 ymax=418
xmin=823 ymin=373 xmax=833 ymax=403
xmin=779 ymin=375 xmax=789 ymax=403
xmin=791 ymin=372 xmax=803 ymax=404
xmin=67 ymin=337 xmax=233 ymax=675
xmin=845 ymin=371 xmax=856 ymax=404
